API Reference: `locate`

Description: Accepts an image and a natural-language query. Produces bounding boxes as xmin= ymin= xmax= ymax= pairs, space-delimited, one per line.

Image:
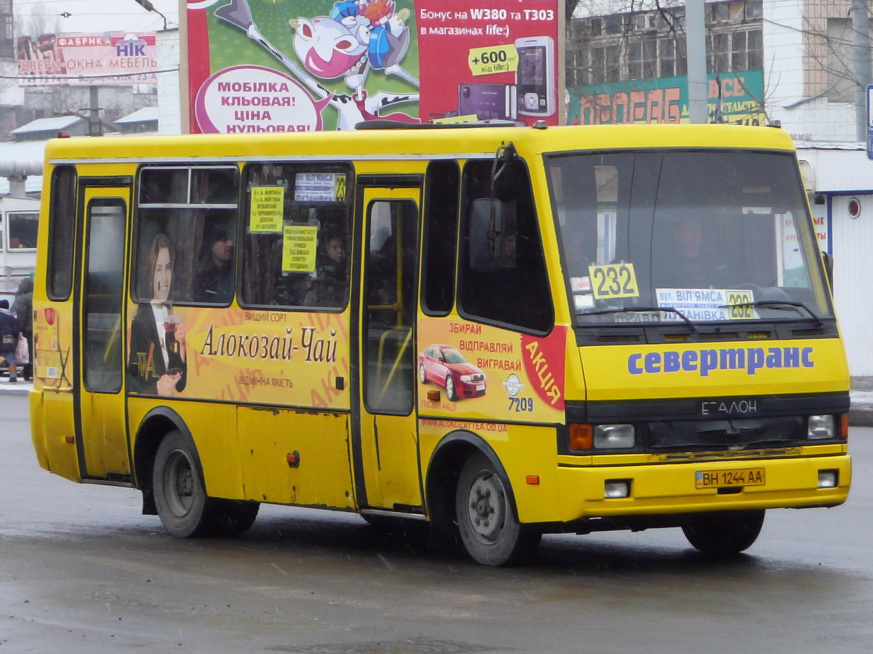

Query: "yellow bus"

xmin=29 ymin=122 xmax=850 ymax=565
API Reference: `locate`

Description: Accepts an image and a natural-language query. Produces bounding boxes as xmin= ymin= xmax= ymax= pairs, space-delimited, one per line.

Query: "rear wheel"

xmin=682 ymin=510 xmax=765 ymax=556
xmin=455 ymin=452 xmax=540 ymax=566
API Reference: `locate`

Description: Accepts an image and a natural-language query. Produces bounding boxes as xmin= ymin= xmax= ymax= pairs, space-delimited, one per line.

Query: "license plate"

xmin=695 ymin=467 xmax=765 ymax=489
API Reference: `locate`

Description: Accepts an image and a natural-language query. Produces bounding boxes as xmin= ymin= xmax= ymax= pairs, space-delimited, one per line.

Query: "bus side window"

xmin=422 ymin=160 xmax=460 ymax=315
xmin=135 ymin=166 xmax=240 ymax=305
xmin=240 ymin=163 xmax=352 ymax=309
xmin=47 ymin=166 xmax=78 ymax=300
xmin=459 ymin=159 xmax=553 ymax=332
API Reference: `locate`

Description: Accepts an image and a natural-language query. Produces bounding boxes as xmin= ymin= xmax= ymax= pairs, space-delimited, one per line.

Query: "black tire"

xmin=211 ymin=499 xmax=260 ymax=537
xmin=455 ymin=452 xmax=540 ymax=566
xmin=445 ymin=375 xmax=456 ymax=402
xmin=152 ymin=430 xmax=260 ymax=538
xmin=682 ymin=510 xmax=765 ymax=556
xmin=153 ymin=430 xmax=212 ymax=537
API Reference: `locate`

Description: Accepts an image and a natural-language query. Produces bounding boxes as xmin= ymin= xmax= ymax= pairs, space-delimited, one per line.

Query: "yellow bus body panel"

xmin=29 ymin=389 xmax=80 ymax=481
xmin=579 ymin=338 xmax=850 ymax=401
xmin=30 ymin=123 xmax=848 ymax=535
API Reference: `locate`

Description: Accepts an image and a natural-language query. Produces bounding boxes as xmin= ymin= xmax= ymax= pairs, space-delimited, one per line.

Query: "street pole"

xmin=852 ymin=0 xmax=872 ymax=141
xmin=89 ymin=86 xmax=101 ymax=136
xmin=686 ymin=0 xmax=708 ymax=124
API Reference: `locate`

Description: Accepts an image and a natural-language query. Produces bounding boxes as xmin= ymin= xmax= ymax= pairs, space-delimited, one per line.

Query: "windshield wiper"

xmin=582 ymin=306 xmax=697 ymax=331
xmin=718 ymin=300 xmax=822 ymax=326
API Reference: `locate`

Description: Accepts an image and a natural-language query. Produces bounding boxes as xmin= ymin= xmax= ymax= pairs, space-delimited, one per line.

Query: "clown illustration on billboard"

xmin=212 ymin=0 xmax=419 ymax=130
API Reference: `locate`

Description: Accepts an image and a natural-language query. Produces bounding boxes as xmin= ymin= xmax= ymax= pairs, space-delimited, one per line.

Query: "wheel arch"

xmin=424 ymin=430 xmax=520 ymax=531
xmin=133 ymin=407 xmax=196 ymax=516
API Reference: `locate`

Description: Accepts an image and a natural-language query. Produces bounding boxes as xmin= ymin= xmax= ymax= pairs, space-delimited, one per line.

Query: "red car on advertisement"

xmin=418 ymin=344 xmax=487 ymax=401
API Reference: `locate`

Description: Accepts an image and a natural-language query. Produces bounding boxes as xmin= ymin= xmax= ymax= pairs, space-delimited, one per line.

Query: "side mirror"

xmin=821 ymin=250 xmax=833 ymax=292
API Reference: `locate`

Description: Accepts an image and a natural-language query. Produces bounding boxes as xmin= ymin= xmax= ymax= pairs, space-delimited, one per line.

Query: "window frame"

xmin=132 ymin=164 xmax=241 ymax=307
xmin=421 ymin=160 xmax=460 ymax=317
xmin=237 ymin=160 xmax=355 ymax=311
xmin=457 ymin=157 xmax=554 ymax=334
xmin=47 ymin=165 xmax=79 ymax=301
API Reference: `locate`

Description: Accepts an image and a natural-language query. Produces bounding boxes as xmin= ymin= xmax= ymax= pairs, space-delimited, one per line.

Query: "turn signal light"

xmin=569 ymin=423 xmax=593 ymax=451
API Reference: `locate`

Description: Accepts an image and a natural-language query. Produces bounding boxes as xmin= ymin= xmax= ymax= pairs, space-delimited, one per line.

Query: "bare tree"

xmin=16 ymin=4 xmax=60 ymax=39
xmin=565 ymin=0 xmax=770 ymax=125
xmin=793 ymin=1 xmax=873 ymax=105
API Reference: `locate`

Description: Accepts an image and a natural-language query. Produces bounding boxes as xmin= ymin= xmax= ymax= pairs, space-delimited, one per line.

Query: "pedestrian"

xmin=0 ymin=298 xmax=20 ymax=383
xmin=12 ymin=277 xmax=33 ymax=381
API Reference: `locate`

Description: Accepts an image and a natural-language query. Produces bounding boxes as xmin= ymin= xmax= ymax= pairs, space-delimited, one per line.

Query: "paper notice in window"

xmin=282 ymin=225 xmax=318 ymax=273
xmin=249 ymin=186 xmax=285 ymax=233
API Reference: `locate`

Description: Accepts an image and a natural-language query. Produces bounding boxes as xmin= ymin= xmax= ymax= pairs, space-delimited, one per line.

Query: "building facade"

xmin=566 ymin=0 xmax=873 ymax=376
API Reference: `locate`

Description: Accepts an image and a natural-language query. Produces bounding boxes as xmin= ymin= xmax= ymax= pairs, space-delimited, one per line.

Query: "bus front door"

xmin=354 ymin=186 xmax=423 ymax=514
xmin=74 ymin=183 xmax=131 ymax=481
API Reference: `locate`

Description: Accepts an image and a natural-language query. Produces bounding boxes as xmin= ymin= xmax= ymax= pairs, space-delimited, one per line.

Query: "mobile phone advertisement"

xmin=185 ymin=0 xmax=560 ymax=133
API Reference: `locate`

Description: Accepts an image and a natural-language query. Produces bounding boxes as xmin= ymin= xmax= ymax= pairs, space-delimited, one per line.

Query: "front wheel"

xmin=419 ymin=364 xmax=428 ymax=384
xmin=682 ymin=510 xmax=765 ymax=556
xmin=211 ymin=499 xmax=260 ymax=537
xmin=455 ymin=452 xmax=540 ymax=566
xmin=153 ymin=430 xmax=211 ymax=537
xmin=152 ymin=430 xmax=260 ymax=538
xmin=445 ymin=375 xmax=456 ymax=402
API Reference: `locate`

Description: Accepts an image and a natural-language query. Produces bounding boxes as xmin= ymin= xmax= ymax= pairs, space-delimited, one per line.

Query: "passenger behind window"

xmin=303 ymin=233 xmax=347 ymax=308
xmin=195 ymin=223 xmax=235 ymax=303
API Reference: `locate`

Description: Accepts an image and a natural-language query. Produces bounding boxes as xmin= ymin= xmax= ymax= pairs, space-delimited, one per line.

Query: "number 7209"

xmin=509 ymin=397 xmax=534 ymax=412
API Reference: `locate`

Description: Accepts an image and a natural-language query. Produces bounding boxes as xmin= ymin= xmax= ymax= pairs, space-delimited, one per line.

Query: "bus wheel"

xmin=153 ymin=430 xmax=213 ymax=538
xmin=211 ymin=499 xmax=260 ymax=537
xmin=455 ymin=452 xmax=540 ymax=566
xmin=682 ymin=510 xmax=765 ymax=556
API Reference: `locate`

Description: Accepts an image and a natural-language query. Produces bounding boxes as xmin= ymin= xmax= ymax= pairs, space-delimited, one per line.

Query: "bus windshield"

xmin=548 ymin=150 xmax=833 ymax=326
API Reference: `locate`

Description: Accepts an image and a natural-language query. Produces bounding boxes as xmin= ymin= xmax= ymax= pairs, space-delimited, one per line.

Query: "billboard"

xmin=568 ymin=70 xmax=766 ymax=126
xmin=17 ymin=32 xmax=158 ymax=87
xmin=185 ymin=0 xmax=560 ymax=133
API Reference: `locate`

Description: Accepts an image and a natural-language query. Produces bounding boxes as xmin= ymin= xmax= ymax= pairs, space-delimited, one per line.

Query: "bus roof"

xmin=43 ymin=123 xmax=797 ymax=165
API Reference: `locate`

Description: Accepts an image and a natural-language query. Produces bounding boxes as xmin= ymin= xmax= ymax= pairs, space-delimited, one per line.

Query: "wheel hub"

xmin=165 ymin=451 xmax=195 ymax=515
xmin=467 ymin=473 xmax=505 ymax=543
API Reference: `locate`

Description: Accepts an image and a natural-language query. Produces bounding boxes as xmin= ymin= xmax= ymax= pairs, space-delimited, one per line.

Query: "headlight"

xmin=593 ymin=424 xmax=635 ymax=449
xmin=808 ymin=415 xmax=835 ymax=440
xmin=459 ymin=374 xmax=474 ymax=383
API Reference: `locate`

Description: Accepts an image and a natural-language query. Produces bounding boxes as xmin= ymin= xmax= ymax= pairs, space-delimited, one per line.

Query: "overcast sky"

xmin=17 ymin=0 xmax=181 ymax=35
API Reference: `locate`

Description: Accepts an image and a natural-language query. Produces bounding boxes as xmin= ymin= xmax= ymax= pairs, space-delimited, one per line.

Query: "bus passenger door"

xmin=75 ymin=183 xmax=131 ymax=480
xmin=353 ymin=185 xmax=423 ymax=513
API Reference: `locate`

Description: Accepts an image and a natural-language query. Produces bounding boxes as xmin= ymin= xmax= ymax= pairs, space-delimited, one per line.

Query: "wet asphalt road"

xmin=2 ymin=392 xmax=872 ymax=653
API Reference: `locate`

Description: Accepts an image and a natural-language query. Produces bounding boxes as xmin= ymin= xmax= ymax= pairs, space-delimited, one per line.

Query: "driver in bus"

xmin=655 ymin=211 xmax=713 ymax=289
xmin=128 ymin=232 xmax=188 ymax=396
